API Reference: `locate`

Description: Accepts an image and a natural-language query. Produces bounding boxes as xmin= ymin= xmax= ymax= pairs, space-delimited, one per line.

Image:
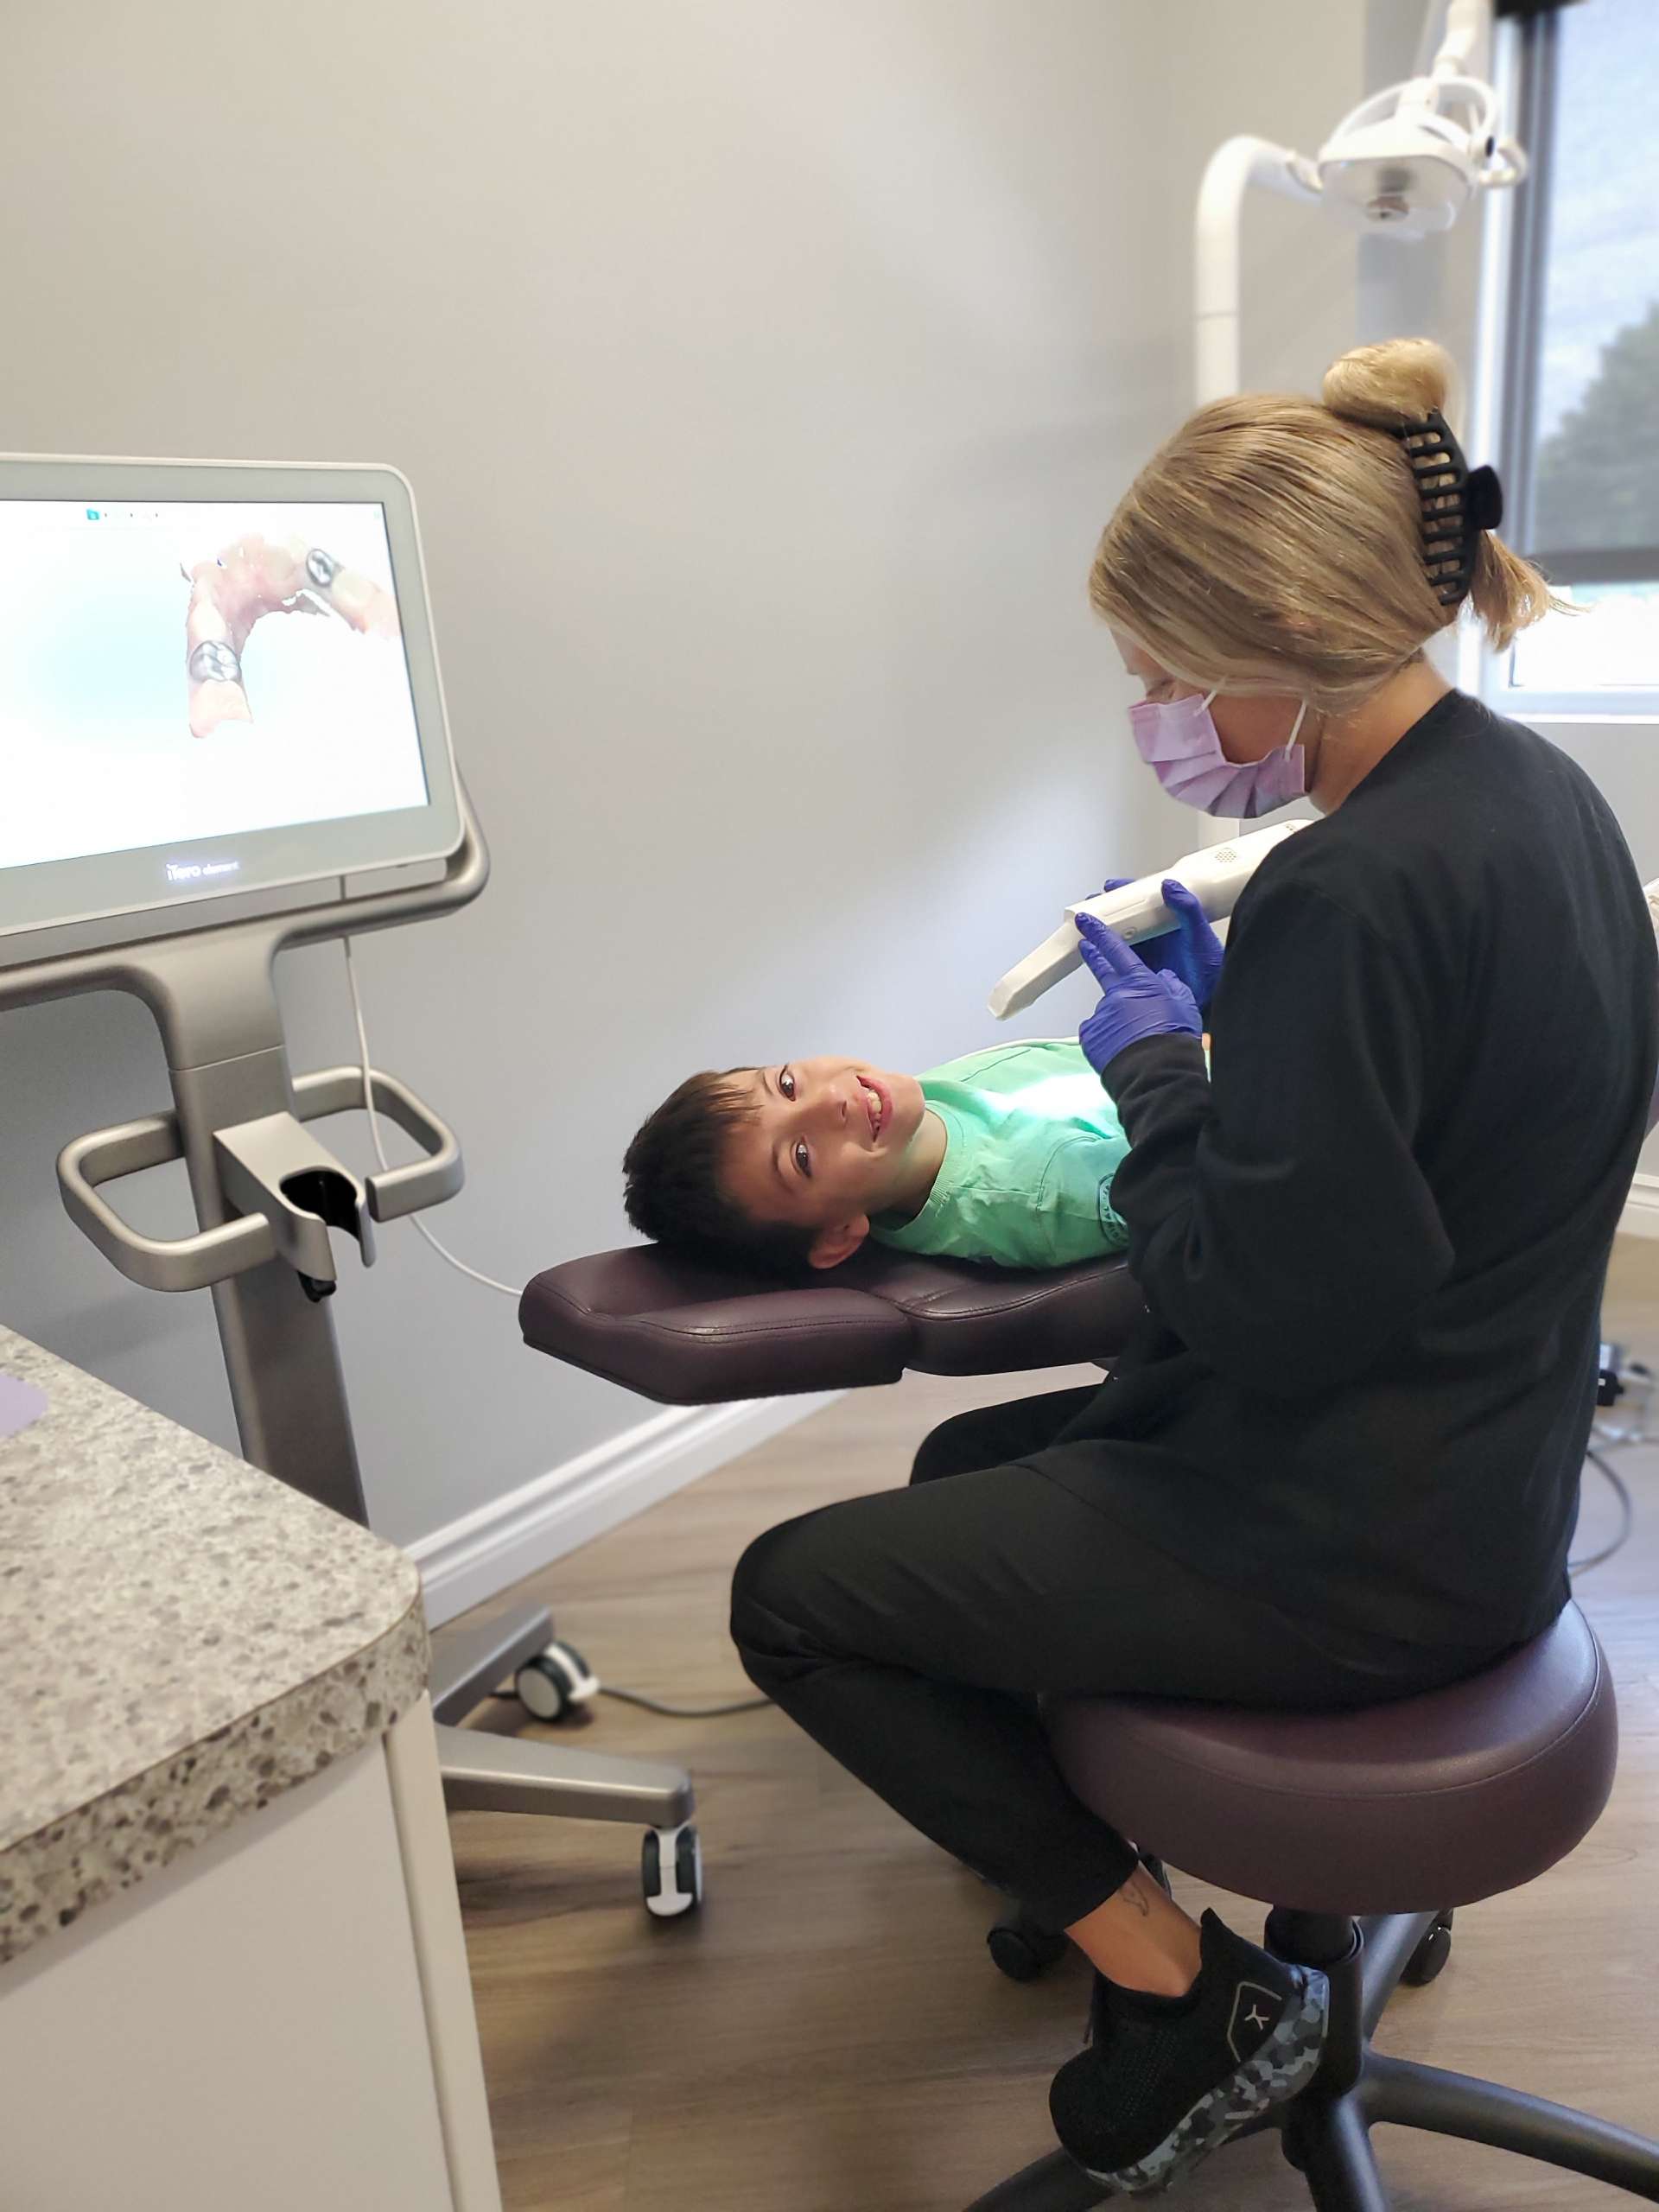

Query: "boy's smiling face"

xmin=718 ymin=1056 xmax=933 ymax=1268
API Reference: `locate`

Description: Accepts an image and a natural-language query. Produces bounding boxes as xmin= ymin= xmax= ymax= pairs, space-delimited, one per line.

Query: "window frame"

xmin=1460 ymin=4 xmax=1659 ymax=723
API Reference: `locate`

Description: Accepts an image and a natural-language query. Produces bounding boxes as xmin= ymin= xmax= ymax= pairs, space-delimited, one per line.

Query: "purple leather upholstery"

xmin=1048 ymin=1602 xmax=1617 ymax=1914
xmin=519 ymin=1243 xmax=1146 ymax=1405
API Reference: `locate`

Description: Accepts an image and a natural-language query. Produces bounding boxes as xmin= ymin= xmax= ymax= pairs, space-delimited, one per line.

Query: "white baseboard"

xmin=1622 ymin=1175 xmax=1659 ymax=1242
xmin=409 ymin=1391 xmax=838 ymax=1628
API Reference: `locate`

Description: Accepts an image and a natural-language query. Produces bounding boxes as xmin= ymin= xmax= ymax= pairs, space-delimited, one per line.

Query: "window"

xmin=1480 ymin=0 xmax=1659 ymax=714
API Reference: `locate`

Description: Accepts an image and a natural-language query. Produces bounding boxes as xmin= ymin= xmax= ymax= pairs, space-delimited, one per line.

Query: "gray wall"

xmin=0 ymin=1 xmax=1373 ymax=1549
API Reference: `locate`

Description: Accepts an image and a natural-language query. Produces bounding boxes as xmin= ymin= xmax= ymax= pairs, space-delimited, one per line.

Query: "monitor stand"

xmin=0 ymin=788 xmax=701 ymax=1920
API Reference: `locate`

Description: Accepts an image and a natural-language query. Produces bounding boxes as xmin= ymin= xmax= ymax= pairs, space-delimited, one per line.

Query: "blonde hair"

xmin=1090 ymin=337 xmax=1560 ymax=715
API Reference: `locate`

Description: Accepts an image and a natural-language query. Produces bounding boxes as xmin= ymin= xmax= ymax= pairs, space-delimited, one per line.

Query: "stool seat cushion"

xmin=519 ymin=1243 xmax=1146 ymax=1404
xmin=1046 ymin=1603 xmax=1616 ymax=1915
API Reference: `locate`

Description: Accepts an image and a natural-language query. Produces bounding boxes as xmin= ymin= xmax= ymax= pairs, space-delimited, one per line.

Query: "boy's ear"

xmin=808 ymin=1215 xmax=870 ymax=1270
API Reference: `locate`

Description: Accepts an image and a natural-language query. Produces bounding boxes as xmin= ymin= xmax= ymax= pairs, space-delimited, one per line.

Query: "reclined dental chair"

xmin=521 ymin=1237 xmax=1659 ymax=2210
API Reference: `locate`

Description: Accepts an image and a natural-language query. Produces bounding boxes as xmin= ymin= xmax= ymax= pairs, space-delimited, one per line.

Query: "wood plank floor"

xmin=453 ymin=1236 xmax=1659 ymax=2210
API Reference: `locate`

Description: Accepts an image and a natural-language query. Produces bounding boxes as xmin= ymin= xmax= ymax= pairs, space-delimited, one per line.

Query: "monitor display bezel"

xmin=0 ymin=454 xmax=463 ymax=943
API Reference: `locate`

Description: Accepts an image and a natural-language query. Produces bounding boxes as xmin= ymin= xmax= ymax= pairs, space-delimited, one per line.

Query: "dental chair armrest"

xmin=518 ymin=1243 xmax=1146 ymax=1406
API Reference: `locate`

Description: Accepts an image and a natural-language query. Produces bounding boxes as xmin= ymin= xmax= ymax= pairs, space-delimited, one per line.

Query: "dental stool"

xmin=969 ymin=1602 xmax=1659 ymax=2209
xmin=523 ymin=1247 xmax=1659 ymax=2207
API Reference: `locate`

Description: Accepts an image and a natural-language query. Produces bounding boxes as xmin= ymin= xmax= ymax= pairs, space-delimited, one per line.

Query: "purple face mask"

xmin=1128 ymin=689 xmax=1307 ymax=819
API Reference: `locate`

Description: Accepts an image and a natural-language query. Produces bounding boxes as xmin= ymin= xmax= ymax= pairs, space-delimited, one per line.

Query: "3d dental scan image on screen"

xmin=3 ymin=4 xmax=1659 ymax=2211
xmin=0 ymin=502 xmax=424 ymax=879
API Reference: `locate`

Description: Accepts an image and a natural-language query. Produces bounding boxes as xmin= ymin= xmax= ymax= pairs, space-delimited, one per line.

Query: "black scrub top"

xmin=1052 ymin=689 xmax=1659 ymax=1655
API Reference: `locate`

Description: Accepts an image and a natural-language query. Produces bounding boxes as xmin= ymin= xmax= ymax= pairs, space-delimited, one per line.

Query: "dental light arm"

xmin=1421 ymin=0 xmax=1499 ymax=86
xmin=1196 ymin=138 xmax=1323 ymax=406
xmin=988 ymin=820 xmax=1307 ymax=1020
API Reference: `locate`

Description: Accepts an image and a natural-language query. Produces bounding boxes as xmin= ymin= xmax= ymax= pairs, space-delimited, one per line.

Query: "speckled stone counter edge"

xmin=0 ymin=1592 xmax=429 ymax=1969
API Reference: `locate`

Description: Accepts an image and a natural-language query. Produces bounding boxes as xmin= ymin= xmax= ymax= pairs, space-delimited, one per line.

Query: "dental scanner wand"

xmin=988 ymin=820 xmax=1309 ymax=1020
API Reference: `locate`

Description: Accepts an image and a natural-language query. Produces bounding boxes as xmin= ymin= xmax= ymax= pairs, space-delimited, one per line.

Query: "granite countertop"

xmin=0 ymin=1328 xmax=428 ymax=1969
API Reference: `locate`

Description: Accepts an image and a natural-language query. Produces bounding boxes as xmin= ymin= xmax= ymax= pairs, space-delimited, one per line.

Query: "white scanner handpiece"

xmin=988 ymin=820 xmax=1308 ymax=1020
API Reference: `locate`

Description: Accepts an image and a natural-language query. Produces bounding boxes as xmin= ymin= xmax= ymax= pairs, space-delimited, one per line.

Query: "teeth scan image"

xmin=0 ymin=502 xmax=427 ymax=877
xmin=182 ymin=531 xmax=402 ymax=737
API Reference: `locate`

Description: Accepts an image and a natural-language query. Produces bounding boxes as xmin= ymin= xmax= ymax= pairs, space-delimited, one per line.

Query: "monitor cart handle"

xmin=56 ymin=1065 xmax=463 ymax=1297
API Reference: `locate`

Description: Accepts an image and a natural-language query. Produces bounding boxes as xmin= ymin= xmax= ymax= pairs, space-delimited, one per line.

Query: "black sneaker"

xmin=1049 ymin=1909 xmax=1328 ymax=2195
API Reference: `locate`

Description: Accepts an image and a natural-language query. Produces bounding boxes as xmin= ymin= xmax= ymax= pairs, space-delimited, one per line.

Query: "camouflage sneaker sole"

xmin=1083 ymin=1967 xmax=1330 ymax=2196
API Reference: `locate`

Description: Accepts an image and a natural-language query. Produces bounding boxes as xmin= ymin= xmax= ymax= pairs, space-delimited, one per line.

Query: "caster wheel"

xmin=987 ymin=1914 xmax=1067 ymax=1983
xmin=1402 ymin=1912 xmax=1454 ymax=1987
xmin=516 ymin=1639 xmax=598 ymax=1722
xmin=643 ymin=1822 xmax=702 ymax=1919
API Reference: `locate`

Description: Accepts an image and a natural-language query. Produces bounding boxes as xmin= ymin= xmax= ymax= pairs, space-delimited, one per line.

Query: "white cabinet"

xmin=0 ymin=1701 xmax=500 ymax=2212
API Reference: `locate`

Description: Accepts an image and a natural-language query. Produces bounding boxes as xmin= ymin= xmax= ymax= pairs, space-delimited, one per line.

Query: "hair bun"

xmin=1322 ymin=337 xmax=1456 ymax=429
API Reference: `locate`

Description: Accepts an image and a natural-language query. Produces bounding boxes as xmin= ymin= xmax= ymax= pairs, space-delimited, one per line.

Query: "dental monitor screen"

xmin=0 ymin=458 xmax=462 ymax=944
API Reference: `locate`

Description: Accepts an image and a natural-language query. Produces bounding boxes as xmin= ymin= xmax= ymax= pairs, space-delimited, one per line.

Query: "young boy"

xmin=622 ymin=1038 xmax=1134 ymax=1274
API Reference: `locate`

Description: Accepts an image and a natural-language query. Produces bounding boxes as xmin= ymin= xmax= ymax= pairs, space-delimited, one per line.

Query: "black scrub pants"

xmin=731 ymin=1386 xmax=1502 ymax=1935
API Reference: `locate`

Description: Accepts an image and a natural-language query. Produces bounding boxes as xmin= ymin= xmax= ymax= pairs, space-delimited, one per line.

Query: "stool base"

xmin=964 ymin=1910 xmax=1659 ymax=2210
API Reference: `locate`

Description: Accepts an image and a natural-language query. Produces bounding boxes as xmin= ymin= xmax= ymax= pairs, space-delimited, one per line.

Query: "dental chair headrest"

xmin=518 ymin=1243 xmax=1146 ymax=1406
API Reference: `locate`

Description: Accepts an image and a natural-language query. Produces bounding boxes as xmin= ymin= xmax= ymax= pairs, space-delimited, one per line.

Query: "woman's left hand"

xmin=1101 ymin=876 xmax=1225 ymax=1012
xmin=1077 ymin=912 xmax=1203 ymax=1075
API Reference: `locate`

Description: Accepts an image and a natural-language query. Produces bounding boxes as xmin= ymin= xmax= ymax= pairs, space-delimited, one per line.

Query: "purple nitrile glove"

xmin=1076 ymin=911 xmax=1202 ymax=1075
xmin=1102 ymin=875 xmax=1225 ymax=1014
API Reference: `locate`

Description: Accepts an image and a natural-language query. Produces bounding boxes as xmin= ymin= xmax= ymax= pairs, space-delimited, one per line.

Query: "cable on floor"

xmin=600 ymin=1686 xmax=772 ymax=1718
xmin=489 ymin=1686 xmax=772 ymax=1718
xmin=1568 ymin=1446 xmax=1636 ymax=1574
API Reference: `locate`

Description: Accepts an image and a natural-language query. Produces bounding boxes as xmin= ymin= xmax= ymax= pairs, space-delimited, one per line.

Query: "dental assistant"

xmin=730 ymin=337 xmax=1659 ymax=2191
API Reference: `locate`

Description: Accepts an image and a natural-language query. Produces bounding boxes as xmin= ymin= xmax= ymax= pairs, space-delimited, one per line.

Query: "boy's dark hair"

xmin=623 ymin=1068 xmax=820 ymax=1275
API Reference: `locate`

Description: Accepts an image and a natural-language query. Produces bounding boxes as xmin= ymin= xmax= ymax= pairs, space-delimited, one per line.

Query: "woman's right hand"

xmin=1101 ymin=875 xmax=1224 ymax=1013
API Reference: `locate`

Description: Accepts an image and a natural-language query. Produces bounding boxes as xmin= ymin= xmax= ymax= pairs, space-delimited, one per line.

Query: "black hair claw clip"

xmin=1384 ymin=409 xmax=1503 ymax=606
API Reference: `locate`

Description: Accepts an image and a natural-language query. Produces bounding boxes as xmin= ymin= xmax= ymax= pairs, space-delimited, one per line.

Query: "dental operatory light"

xmin=1316 ymin=44 xmax=1527 ymax=239
xmin=1196 ymin=0 xmax=1528 ymax=403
